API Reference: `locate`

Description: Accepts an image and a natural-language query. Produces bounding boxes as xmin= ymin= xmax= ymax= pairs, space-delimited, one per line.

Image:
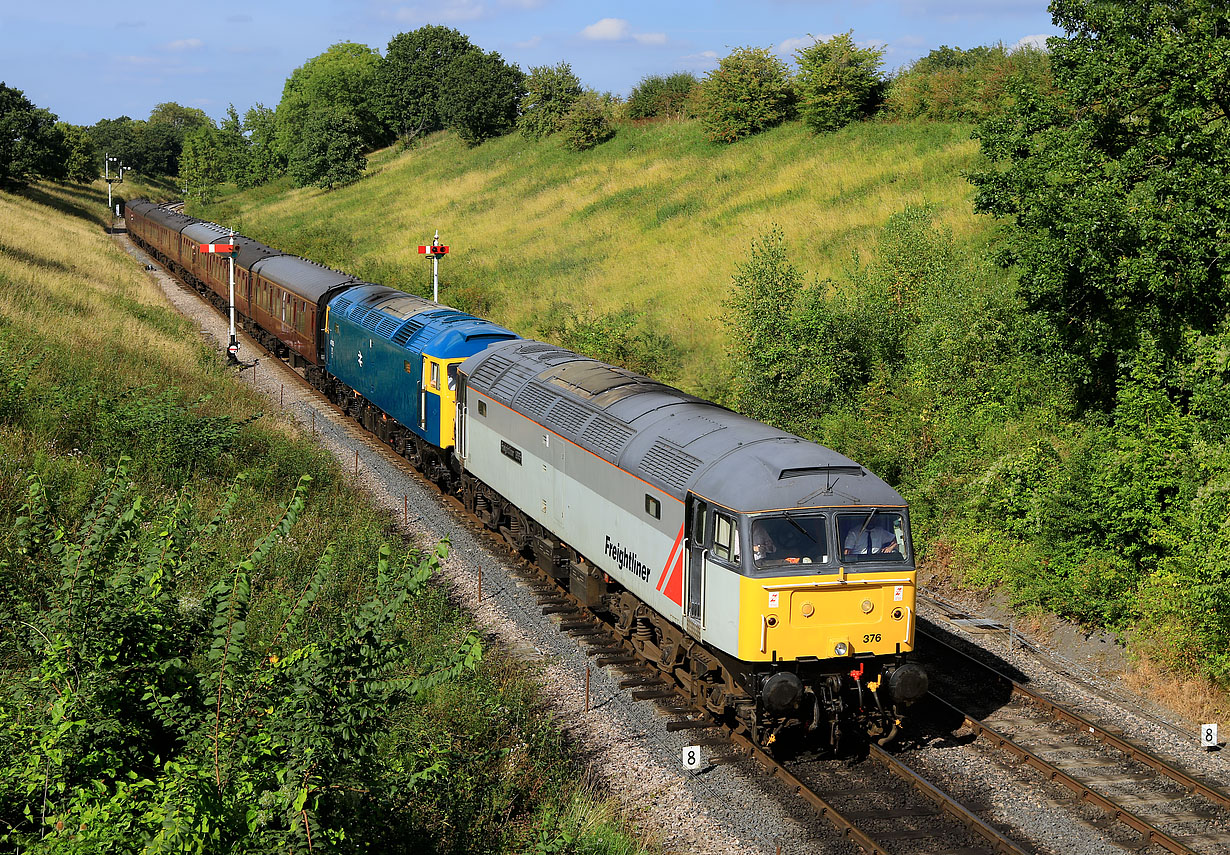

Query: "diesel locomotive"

xmin=125 ymin=199 xmax=928 ymax=750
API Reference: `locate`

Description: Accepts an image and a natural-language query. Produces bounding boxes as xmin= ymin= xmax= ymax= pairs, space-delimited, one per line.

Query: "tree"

xmin=58 ymin=123 xmax=97 ymax=183
xmin=377 ymin=26 xmax=478 ymax=141
xmin=179 ymin=125 xmax=226 ymax=201
xmin=438 ymin=50 xmax=524 ymax=146
xmin=147 ymin=101 xmax=212 ymax=134
xmin=242 ymin=103 xmax=284 ymax=186
xmin=696 ymin=47 xmax=793 ymax=143
xmin=87 ymin=116 xmax=139 ymax=169
xmin=518 ymin=62 xmax=583 ymax=140
xmin=0 ymin=83 xmax=65 ymax=186
xmin=794 ymin=32 xmax=884 ymax=132
xmin=627 ymin=72 xmax=697 ymax=119
xmin=287 ymin=108 xmax=368 ymax=189
xmin=969 ymin=0 xmax=1230 ymax=406
xmin=276 ymin=42 xmax=388 ymax=162
xmin=216 ymin=104 xmax=250 ymax=184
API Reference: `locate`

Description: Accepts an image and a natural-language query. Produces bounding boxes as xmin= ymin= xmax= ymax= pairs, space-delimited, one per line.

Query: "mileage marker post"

xmin=200 ymin=241 xmax=240 ymax=361
xmin=418 ymin=231 xmax=449 ymax=303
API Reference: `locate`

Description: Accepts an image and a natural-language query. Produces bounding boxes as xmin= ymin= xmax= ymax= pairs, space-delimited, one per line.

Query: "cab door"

xmin=684 ymin=495 xmax=707 ymax=638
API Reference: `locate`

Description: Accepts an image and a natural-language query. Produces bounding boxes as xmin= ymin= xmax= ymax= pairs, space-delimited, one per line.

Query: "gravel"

xmin=114 ymin=224 xmax=1228 ymax=854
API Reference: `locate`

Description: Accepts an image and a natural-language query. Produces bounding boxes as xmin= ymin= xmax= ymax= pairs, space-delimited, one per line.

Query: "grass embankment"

xmin=196 ymin=119 xmax=982 ymax=397
xmin=0 ymin=182 xmax=650 ymax=852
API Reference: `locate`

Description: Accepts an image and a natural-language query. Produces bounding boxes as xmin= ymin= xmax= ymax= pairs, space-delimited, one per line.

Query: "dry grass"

xmin=1122 ymin=657 xmax=1230 ymax=727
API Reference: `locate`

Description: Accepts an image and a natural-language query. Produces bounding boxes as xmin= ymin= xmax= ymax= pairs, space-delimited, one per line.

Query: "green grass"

xmin=194 ymin=117 xmax=984 ymax=394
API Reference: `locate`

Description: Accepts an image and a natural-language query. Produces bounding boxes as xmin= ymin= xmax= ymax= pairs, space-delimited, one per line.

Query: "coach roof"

xmin=250 ymin=254 xmax=358 ymax=304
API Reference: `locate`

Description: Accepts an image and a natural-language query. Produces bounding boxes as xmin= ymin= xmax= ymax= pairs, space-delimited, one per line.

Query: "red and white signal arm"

xmin=418 ymin=244 xmax=449 ymax=257
xmin=199 ymin=243 xmax=237 ymax=255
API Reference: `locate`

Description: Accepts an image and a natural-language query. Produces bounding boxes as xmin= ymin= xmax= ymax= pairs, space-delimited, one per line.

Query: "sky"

xmin=0 ymin=0 xmax=1059 ymax=127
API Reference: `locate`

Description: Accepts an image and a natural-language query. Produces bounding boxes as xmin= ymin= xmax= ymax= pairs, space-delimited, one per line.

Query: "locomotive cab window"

xmin=447 ymin=363 xmax=458 ymax=391
xmin=477 ymin=400 xmax=487 ymax=417
xmin=712 ymin=512 xmax=739 ymax=564
xmin=752 ymin=514 xmax=828 ymax=570
xmin=430 ymin=362 xmax=440 ymax=391
xmin=837 ymin=511 xmax=908 ymax=562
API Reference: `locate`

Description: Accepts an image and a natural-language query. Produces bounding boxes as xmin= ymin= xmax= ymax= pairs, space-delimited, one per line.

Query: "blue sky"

xmin=1 ymin=1 xmax=1059 ymax=127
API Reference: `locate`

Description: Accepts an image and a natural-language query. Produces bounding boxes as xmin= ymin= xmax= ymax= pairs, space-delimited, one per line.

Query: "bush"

xmin=794 ymin=32 xmax=885 ymax=132
xmin=519 ymin=63 xmax=583 ymax=140
xmin=883 ymin=43 xmax=1050 ymax=122
xmin=627 ymin=72 xmax=698 ymax=120
xmin=0 ymin=465 xmax=482 ymax=852
xmin=286 ymin=108 xmax=367 ymax=189
xmin=696 ymin=47 xmax=793 ymax=143
xmin=559 ymin=91 xmax=616 ymax=151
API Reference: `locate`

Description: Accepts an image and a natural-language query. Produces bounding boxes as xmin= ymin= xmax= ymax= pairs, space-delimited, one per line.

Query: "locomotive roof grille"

xmin=640 ymin=439 xmax=702 ymax=492
xmin=581 ymin=416 xmax=635 ymax=458
xmin=391 ymin=318 xmax=425 ymax=345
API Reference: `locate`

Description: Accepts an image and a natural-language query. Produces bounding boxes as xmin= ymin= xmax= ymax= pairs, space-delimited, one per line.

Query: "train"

xmin=124 ymin=199 xmax=929 ymax=751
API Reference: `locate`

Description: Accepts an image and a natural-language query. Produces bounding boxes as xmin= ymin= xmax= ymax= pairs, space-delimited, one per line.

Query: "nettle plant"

xmin=0 ymin=462 xmax=479 ymax=852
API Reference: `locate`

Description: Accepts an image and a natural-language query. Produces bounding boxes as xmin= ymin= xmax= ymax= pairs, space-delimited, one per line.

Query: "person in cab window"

xmin=843 ymin=523 xmax=899 ymax=556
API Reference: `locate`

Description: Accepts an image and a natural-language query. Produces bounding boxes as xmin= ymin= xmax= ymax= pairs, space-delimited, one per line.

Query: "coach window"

xmin=712 ymin=512 xmax=739 ymax=564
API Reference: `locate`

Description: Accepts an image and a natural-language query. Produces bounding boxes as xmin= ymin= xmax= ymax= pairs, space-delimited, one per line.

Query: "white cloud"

xmin=514 ymin=35 xmax=542 ymax=49
xmin=1013 ymin=33 xmax=1051 ymax=51
xmin=777 ymin=35 xmax=820 ymax=55
xmin=633 ymin=31 xmax=667 ymax=46
xmin=582 ymin=18 xmax=630 ymax=40
xmin=164 ymin=38 xmax=203 ymax=52
xmin=581 ymin=17 xmax=667 ymax=46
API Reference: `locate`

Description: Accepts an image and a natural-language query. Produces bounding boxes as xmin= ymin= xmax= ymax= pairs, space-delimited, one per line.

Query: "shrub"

xmin=696 ymin=47 xmax=793 ymax=143
xmin=438 ymin=50 xmax=525 ymax=145
xmin=627 ymin=72 xmax=698 ymax=119
xmin=794 ymin=32 xmax=885 ymax=132
xmin=519 ymin=62 xmax=583 ymax=140
xmin=559 ymin=91 xmax=616 ymax=151
xmin=884 ymin=43 xmax=1050 ymax=122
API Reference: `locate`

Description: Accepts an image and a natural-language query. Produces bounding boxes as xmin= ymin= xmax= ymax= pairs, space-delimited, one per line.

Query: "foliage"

xmin=216 ymin=105 xmax=250 ymax=185
xmin=179 ymin=126 xmax=227 ymax=202
xmin=559 ymin=91 xmax=616 ymax=152
xmin=57 ymin=123 xmax=97 ymax=183
xmin=0 ymin=463 xmax=481 ymax=852
xmin=696 ymin=47 xmax=794 ymax=143
xmin=276 ymin=42 xmax=388 ymax=163
xmin=536 ymin=303 xmax=680 ymax=380
xmin=377 ymin=26 xmax=479 ymax=142
xmin=147 ymin=102 xmax=213 ymax=135
xmin=0 ymin=82 xmax=66 ymax=186
xmin=287 ymin=108 xmax=369 ymax=190
xmin=519 ymin=63 xmax=584 ymax=140
xmin=969 ymin=0 xmax=1230 ymax=407
xmin=794 ymin=32 xmax=885 ymax=133
xmin=438 ymin=50 xmax=524 ymax=146
xmin=627 ymin=73 xmax=698 ymax=120
xmin=241 ymin=104 xmax=284 ymax=187
xmin=884 ymin=43 xmax=1051 ymax=122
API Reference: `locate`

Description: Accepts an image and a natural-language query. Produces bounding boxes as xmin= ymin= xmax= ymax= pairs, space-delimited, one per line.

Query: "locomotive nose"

xmin=887 ymin=662 xmax=929 ymax=706
xmin=762 ymin=671 xmax=804 ymax=713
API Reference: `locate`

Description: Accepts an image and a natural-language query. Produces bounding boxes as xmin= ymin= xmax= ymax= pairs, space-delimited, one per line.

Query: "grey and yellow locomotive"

xmin=456 ymin=339 xmax=928 ymax=748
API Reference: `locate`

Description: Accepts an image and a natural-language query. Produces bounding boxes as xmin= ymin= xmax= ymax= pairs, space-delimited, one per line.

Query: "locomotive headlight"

xmin=861 ymin=599 xmax=874 ymax=614
xmin=834 ymin=641 xmax=849 ymax=656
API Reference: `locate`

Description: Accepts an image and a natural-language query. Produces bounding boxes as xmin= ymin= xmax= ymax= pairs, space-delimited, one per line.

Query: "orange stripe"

xmin=657 ymin=522 xmax=685 ymax=592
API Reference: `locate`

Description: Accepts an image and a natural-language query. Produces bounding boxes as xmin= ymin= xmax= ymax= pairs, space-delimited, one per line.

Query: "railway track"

xmin=917 ymin=621 xmax=1230 ymax=854
xmin=124 ymin=225 xmax=1222 ymax=854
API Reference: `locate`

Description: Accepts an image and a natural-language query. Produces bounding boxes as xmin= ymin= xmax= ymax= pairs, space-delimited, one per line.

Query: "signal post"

xmin=418 ymin=231 xmax=449 ymax=302
xmin=200 ymin=241 xmax=240 ymax=361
